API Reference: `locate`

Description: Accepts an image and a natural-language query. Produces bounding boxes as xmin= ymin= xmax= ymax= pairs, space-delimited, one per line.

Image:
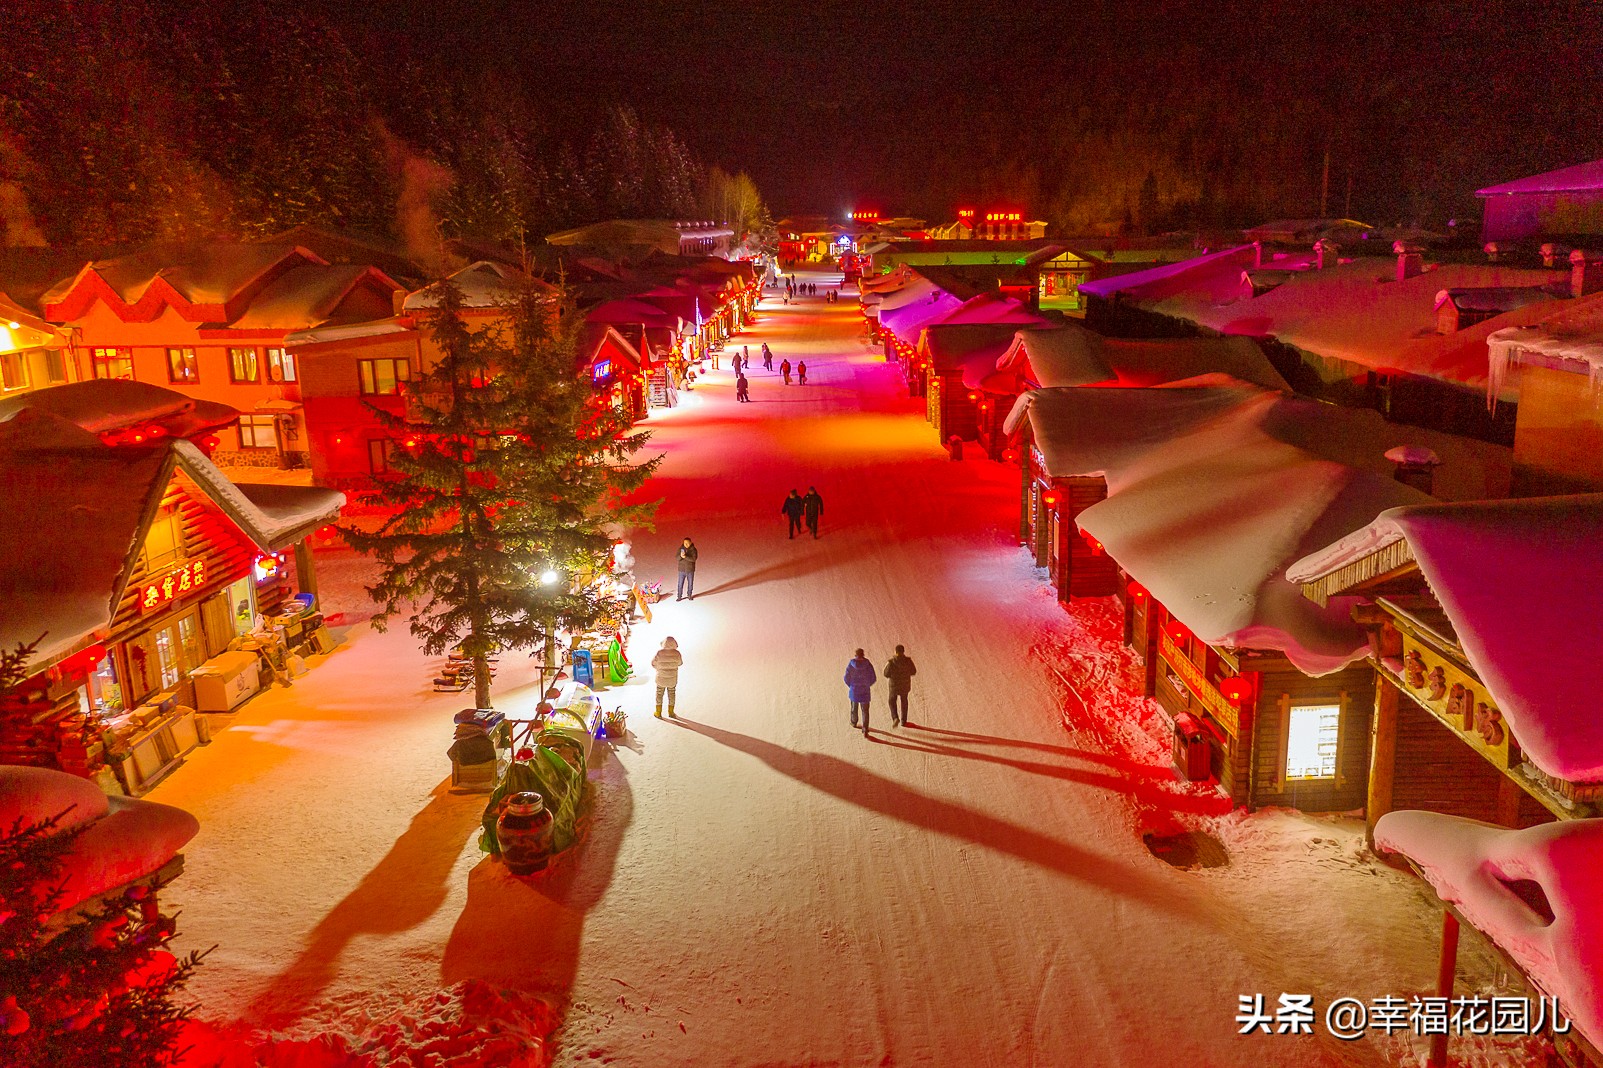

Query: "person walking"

xmin=781 ymin=489 xmax=805 ymax=538
xmin=676 ymin=537 xmax=698 ymax=601
xmin=884 ymin=645 xmax=917 ymax=727
xmin=762 ymin=344 xmax=773 ymax=370
xmin=802 ymin=485 xmax=823 ymax=538
xmin=796 ymin=360 xmax=808 ymax=385
xmin=736 ymin=373 xmax=750 ymax=402
xmin=731 ymin=352 xmax=743 ymax=374
xmin=844 ymin=649 xmax=877 ymax=736
xmin=652 ymin=637 xmax=683 ymax=719
xmin=780 ymin=359 xmax=791 ymax=385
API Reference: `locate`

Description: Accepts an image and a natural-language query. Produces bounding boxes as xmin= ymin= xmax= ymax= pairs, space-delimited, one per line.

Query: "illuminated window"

xmin=238 ymin=414 xmax=277 ymax=449
xmin=0 ymin=352 xmax=26 ymax=390
xmin=229 ymin=347 xmax=260 ymax=383
xmin=153 ymin=626 xmax=181 ymax=689
xmin=92 ymin=347 xmax=134 ymax=380
xmin=43 ymin=350 xmax=67 ymax=383
xmin=359 ymin=358 xmax=410 ymax=396
xmin=266 ymin=347 xmax=296 ymax=382
xmin=143 ymin=507 xmax=184 ymax=571
xmin=1285 ymin=704 xmax=1340 ymax=780
xmin=166 ymin=347 xmax=199 ymax=383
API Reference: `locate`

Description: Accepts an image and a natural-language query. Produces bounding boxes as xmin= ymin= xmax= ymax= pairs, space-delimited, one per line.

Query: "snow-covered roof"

xmin=1288 ymin=495 xmax=1603 ymax=783
xmin=920 ymin=322 xmax=1044 ymax=391
xmin=998 ymin=321 xmax=1291 ymax=392
xmin=285 ymin=318 xmax=413 ymax=348
xmin=1486 ymin=290 xmax=1603 ymax=396
xmin=1008 ymin=379 xmax=1435 ymax=673
xmin=1374 ymin=811 xmax=1603 ymax=1052
xmin=1084 ymin=249 xmax=1568 ymax=388
xmin=174 ymin=440 xmax=344 ymax=551
xmin=403 ymin=261 xmax=535 ymax=311
xmin=224 ymin=263 xmax=401 ymax=330
xmin=879 ymin=282 xmax=967 ymax=345
xmin=41 ymin=244 xmax=328 ymax=324
xmin=1477 ymin=158 xmax=1603 ymax=197
xmin=0 ymin=388 xmax=343 ymax=671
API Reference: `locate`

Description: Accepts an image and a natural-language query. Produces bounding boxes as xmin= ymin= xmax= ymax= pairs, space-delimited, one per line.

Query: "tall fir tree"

xmin=343 ymin=279 xmax=659 ymax=709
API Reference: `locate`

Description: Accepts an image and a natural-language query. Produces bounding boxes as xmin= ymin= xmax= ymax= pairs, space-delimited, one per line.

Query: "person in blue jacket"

xmin=843 ymin=648 xmax=877 ymax=737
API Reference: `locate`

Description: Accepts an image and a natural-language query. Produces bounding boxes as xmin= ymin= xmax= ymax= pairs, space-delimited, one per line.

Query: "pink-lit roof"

xmin=1477 ymin=158 xmax=1603 ymax=196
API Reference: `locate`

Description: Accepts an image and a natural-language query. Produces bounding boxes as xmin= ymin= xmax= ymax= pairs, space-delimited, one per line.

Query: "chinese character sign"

xmin=139 ymin=559 xmax=207 ymax=614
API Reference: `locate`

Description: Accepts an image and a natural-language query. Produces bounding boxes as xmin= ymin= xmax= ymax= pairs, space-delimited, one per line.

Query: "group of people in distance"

xmin=731 ymin=345 xmax=806 ymax=402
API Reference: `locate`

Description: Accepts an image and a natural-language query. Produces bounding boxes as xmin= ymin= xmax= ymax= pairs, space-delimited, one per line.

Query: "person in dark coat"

xmin=796 ymin=360 xmax=807 ymax=385
xmin=676 ymin=537 xmax=699 ymax=600
xmin=781 ymin=489 xmax=805 ymax=538
xmin=883 ymin=645 xmax=917 ymax=727
xmin=802 ymin=486 xmax=823 ymax=538
xmin=780 ymin=359 xmax=791 ymax=385
xmin=762 ymin=343 xmax=773 ymax=370
xmin=844 ymin=648 xmax=876 ymax=736
xmin=736 ymin=373 xmax=750 ymax=402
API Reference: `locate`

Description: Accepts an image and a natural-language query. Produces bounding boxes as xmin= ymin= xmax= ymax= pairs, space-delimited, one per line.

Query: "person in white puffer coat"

xmin=652 ymin=637 xmax=683 ymax=719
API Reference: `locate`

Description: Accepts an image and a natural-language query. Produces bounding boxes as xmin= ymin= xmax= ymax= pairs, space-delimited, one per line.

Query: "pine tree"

xmin=343 ymin=279 xmax=659 ymax=709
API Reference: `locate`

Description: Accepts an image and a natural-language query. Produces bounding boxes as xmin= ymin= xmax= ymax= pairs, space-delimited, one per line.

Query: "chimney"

xmin=1314 ymin=238 xmax=1339 ymax=270
xmin=1394 ymin=241 xmax=1424 ymax=281
xmin=1571 ymin=249 xmax=1603 ymax=298
xmin=1385 ymin=445 xmax=1441 ymax=495
xmin=1541 ymin=242 xmax=1571 ymax=269
xmin=1254 ymin=241 xmax=1271 ymax=269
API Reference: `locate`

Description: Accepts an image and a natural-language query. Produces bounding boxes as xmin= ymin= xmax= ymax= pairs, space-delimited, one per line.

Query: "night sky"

xmin=334 ymin=0 xmax=1603 ymax=222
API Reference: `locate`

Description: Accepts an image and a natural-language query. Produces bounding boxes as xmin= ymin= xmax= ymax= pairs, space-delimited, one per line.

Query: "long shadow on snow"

xmin=692 ymin=553 xmax=835 ymax=597
xmin=678 ymin=720 xmax=1219 ymax=924
xmin=245 ymin=781 xmax=486 ymax=1026
xmin=438 ymin=746 xmax=634 ymax=1005
xmin=911 ymin=726 xmax=1188 ymax=782
xmin=868 ymin=731 xmax=1232 ymax=817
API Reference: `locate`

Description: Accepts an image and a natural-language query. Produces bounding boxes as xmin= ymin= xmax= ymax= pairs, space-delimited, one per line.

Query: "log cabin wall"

xmin=1062 ymin=478 xmax=1117 ymax=597
xmin=1250 ymin=665 xmax=1374 ymax=813
xmin=1389 ymin=695 xmax=1510 ymax=824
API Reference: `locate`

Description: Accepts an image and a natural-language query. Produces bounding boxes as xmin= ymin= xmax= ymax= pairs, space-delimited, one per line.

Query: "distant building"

xmin=1477 ymin=159 xmax=1603 ymax=244
xmin=546 ymin=219 xmax=735 ymax=259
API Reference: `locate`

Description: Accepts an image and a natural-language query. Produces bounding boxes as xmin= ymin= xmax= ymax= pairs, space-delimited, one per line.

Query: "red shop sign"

xmin=139 ymin=559 xmax=208 ymax=615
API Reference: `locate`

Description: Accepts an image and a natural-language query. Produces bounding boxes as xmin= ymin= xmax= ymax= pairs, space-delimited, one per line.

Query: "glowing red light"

xmin=1219 ymin=676 xmax=1252 ymax=705
xmin=1085 ymin=535 xmax=1104 ymax=556
xmin=404 ymin=437 xmax=418 ymax=448
xmin=1041 ymin=491 xmax=1060 ymax=507
xmin=201 ymin=434 xmax=220 ymax=449
xmin=1126 ymin=580 xmax=1148 ymax=602
xmin=332 ymin=435 xmax=343 ymax=445
xmin=131 ymin=433 xmax=145 ymax=443
xmin=1166 ymin=619 xmax=1190 ymax=644
xmin=967 ymin=391 xmax=979 ymax=402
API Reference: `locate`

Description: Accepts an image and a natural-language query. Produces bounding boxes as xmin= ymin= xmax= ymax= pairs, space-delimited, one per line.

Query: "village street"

xmin=150 ymin=271 xmax=1508 ymax=1068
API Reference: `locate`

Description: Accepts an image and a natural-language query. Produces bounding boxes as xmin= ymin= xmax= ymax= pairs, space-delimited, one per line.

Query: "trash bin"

xmin=1172 ymin=712 xmax=1212 ymax=783
xmin=571 ymin=649 xmax=594 ymax=688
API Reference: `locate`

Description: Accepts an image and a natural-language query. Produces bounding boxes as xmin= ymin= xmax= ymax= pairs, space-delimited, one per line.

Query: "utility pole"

xmin=1320 ymin=147 xmax=1331 ymax=218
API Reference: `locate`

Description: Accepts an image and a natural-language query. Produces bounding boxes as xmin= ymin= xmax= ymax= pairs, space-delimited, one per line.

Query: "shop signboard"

xmin=1159 ymin=631 xmax=1239 ymax=738
xmin=1393 ymin=632 xmax=1518 ymax=771
xmin=139 ymin=559 xmax=207 ymax=615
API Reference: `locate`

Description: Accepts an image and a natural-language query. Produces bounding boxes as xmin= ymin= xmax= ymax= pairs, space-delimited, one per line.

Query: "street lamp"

xmin=539 ymin=569 xmax=559 ymax=586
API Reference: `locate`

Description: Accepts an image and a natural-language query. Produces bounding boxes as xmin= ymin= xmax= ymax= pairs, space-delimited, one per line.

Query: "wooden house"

xmin=1006 ymin=378 xmax=1435 ymax=809
xmin=1290 ymin=495 xmax=1603 ymax=834
xmin=0 ymin=381 xmax=343 ymax=793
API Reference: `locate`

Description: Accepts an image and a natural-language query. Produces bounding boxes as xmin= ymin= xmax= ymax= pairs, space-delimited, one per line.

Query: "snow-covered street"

xmin=152 ymin=271 xmax=1514 ymax=1067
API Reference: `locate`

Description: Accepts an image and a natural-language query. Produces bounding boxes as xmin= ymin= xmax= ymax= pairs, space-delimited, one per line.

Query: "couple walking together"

xmin=844 ymin=646 xmax=917 ymax=736
xmin=781 ymin=488 xmax=823 ymax=538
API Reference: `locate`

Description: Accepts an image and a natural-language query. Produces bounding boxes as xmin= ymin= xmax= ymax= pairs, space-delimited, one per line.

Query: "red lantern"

xmin=1085 ymin=535 xmax=1104 ymax=556
xmin=1219 ymin=676 xmax=1252 ymax=706
xmin=967 ymin=391 xmax=979 ymax=402
xmin=1041 ymin=490 xmax=1060 ymax=507
xmin=1165 ymin=619 xmax=1190 ymax=644
xmin=1126 ymin=580 xmax=1148 ymax=602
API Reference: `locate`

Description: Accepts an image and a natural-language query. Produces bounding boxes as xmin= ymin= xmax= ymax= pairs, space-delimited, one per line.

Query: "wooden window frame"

xmin=229 ymin=347 xmax=260 ymax=384
xmin=166 ymin=347 xmax=199 ymax=384
xmin=358 ymin=357 xmax=411 ymax=396
xmin=266 ymin=347 xmax=296 ymax=383
xmin=238 ymin=414 xmax=278 ymax=450
xmin=1279 ymin=693 xmax=1348 ymax=785
xmin=0 ymin=351 xmax=27 ymax=391
xmin=91 ymin=347 xmax=135 ymax=380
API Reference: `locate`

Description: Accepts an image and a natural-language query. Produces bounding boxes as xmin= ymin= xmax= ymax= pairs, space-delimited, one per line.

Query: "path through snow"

xmin=156 ymin=273 xmax=1521 ymax=1067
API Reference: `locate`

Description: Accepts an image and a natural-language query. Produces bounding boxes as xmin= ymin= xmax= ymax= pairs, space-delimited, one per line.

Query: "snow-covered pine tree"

xmin=344 ymin=277 xmax=658 ymax=709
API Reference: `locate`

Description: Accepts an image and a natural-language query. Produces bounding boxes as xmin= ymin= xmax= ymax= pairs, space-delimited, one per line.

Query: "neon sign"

xmin=139 ymin=559 xmax=208 ymax=614
xmin=593 ymin=359 xmax=612 ymax=381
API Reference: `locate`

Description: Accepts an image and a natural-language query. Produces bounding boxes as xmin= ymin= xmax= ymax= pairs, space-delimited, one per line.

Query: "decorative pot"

xmin=497 ymin=791 xmax=555 ymax=875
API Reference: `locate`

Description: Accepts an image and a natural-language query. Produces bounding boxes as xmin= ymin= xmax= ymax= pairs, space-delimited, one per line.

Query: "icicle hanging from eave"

xmin=1486 ymin=338 xmax=1519 ymax=413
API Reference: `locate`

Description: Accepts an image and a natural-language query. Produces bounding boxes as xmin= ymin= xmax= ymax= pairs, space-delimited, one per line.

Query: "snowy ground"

xmin=153 ymin=272 xmax=1538 ymax=1067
